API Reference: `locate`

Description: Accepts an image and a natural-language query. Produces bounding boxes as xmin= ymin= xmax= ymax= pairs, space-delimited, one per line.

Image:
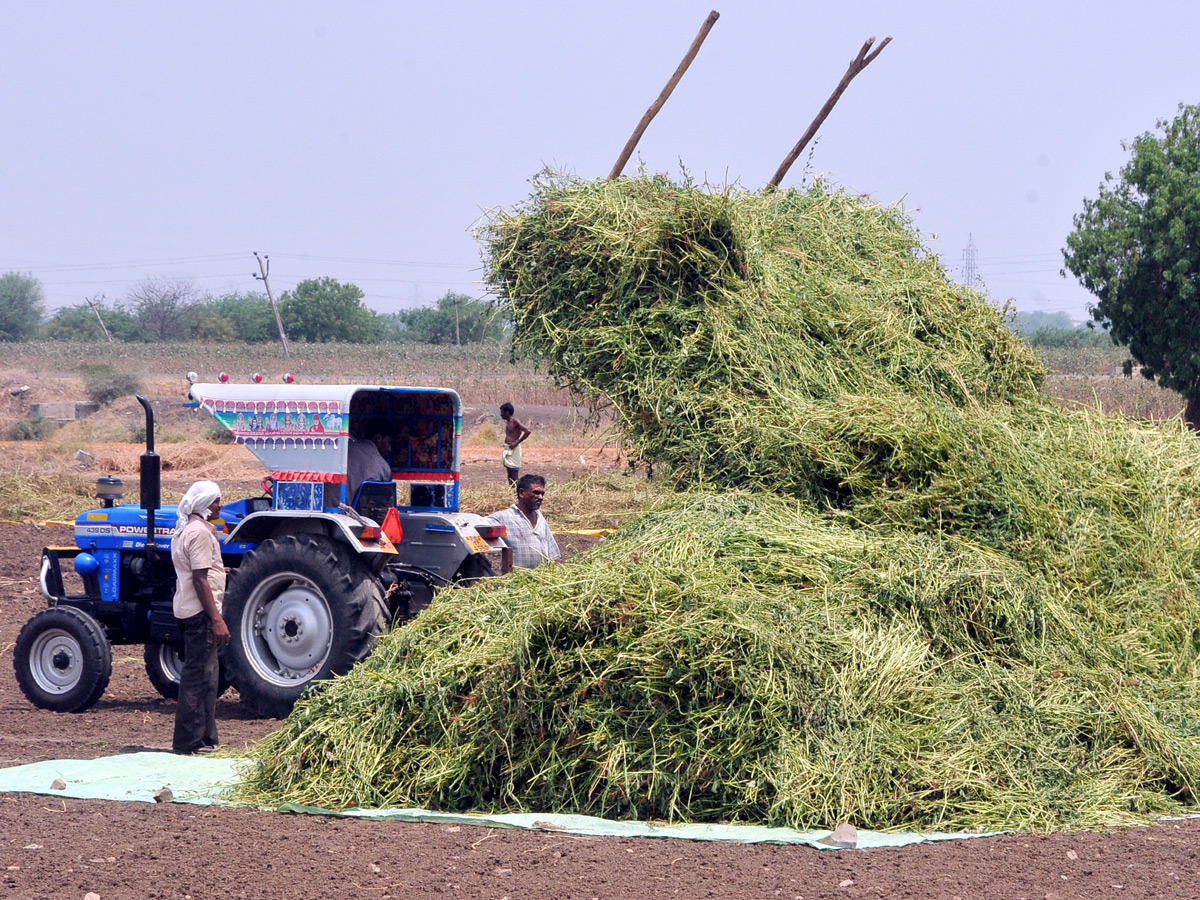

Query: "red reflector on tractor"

xmin=475 ymin=524 xmax=506 ymax=540
xmin=382 ymin=507 xmax=404 ymax=544
xmin=359 ymin=525 xmax=381 ymax=541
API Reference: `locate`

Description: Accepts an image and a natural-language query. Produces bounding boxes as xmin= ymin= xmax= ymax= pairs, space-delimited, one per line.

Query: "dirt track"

xmin=2 ymin=478 xmax=1200 ymax=898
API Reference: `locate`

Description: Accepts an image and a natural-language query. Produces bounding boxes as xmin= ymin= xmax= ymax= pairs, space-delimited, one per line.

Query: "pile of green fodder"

xmin=482 ymin=173 xmax=1045 ymax=505
xmin=479 ymin=174 xmax=1200 ymax=581
xmin=236 ymin=174 xmax=1200 ymax=830
xmin=241 ymin=492 xmax=1200 ymax=830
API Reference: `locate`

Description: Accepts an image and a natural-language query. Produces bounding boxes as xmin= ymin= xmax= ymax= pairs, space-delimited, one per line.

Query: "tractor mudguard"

xmin=226 ymin=509 xmax=394 ymax=559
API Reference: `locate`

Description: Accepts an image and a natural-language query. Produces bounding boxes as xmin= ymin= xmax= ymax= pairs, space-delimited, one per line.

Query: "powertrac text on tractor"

xmin=17 ymin=382 xmax=507 ymax=718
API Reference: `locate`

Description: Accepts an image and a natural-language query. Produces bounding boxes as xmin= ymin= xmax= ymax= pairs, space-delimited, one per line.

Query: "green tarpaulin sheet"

xmin=0 ymin=753 xmax=997 ymax=849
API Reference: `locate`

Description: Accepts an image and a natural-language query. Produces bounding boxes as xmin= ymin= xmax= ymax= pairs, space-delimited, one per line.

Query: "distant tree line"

xmin=381 ymin=292 xmax=506 ymax=344
xmin=1007 ymin=310 xmax=1112 ymax=350
xmin=0 ymin=268 xmax=1117 ymax=357
xmin=0 ymin=272 xmax=507 ymax=345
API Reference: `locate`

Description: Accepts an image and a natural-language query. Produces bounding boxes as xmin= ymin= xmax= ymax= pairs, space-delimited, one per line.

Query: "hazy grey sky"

xmin=3 ymin=1 xmax=1196 ymax=321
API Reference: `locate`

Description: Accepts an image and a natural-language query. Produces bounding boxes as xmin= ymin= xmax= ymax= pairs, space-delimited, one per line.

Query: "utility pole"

xmin=454 ymin=293 xmax=460 ymax=346
xmin=253 ymin=252 xmax=291 ymax=357
xmin=84 ymin=294 xmax=114 ymax=343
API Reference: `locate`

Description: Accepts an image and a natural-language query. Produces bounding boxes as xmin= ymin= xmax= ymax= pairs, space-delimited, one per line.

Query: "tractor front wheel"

xmin=222 ymin=535 xmax=386 ymax=718
xmin=14 ymin=606 xmax=113 ymax=713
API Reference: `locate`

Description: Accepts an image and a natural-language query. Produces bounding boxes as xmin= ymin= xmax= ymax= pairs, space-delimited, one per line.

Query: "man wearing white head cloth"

xmin=171 ymin=480 xmax=231 ymax=755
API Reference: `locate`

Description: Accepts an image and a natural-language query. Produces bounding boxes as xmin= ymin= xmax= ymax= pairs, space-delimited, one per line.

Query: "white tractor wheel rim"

xmin=243 ymin=573 xmax=335 ymax=687
xmin=28 ymin=628 xmax=84 ymax=695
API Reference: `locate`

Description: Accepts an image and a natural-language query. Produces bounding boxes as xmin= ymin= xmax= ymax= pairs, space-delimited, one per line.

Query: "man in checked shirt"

xmin=485 ymin=473 xmax=561 ymax=570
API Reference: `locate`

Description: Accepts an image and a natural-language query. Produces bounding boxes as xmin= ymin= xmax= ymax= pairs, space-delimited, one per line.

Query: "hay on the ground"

xmin=241 ymin=492 xmax=1200 ymax=830
xmin=236 ymin=175 xmax=1200 ymax=831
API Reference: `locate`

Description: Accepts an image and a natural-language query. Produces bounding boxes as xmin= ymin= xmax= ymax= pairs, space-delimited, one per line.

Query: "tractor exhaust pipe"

xmin=136 ymin=395 xmax=161 ymax=555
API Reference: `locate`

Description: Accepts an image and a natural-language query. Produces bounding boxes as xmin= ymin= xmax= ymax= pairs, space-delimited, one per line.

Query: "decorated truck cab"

xmin=17 ymin=383 xmax=506 ymax=718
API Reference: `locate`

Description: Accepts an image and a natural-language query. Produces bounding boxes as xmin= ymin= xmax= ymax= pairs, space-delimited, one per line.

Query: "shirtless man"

xmin=499 ymin=402 xmax=531 ymax=485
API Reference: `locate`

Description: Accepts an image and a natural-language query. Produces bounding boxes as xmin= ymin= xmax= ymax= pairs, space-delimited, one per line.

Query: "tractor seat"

xmin=353 ymin=481 xmax=397 ymax=523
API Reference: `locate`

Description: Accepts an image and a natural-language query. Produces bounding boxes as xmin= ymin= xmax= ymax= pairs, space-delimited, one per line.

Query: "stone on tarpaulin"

xmin=818 ymin=822 xmax=858 ymax=849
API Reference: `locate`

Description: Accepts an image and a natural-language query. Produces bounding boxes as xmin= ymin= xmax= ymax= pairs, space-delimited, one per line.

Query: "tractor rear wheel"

xmin=143 ymin=641 xmax=231 ymax=702
xmin=454 ymin=552 xmax=495 ymax=584
xmin=14 ymin=606 xmax=113 ymax=713
xmin=222 ymin=535 xmax=386 ymax=718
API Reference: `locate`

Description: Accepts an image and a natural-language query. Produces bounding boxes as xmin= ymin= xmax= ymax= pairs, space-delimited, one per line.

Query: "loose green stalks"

xmin=238 ymin=492 xmax=1200 ymax=831
xmin=235 ymin=173 xmax=1200 ymax=833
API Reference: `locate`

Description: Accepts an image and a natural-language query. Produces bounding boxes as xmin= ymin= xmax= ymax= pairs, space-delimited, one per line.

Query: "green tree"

xmin=194 ymin=291 xmax=277 ymax=342
xmin=0 ymin=272 xmax=45 ymax=341
xmin=280 ymin=277 xmax=381 ymax=343
xmin=190 ymin=312 xmax=238 ymax=342
xmin=385 ymin=291 xmax=506 ymax=344
xmin=1063 ymin=102 xmax=1200 ymax=426
xmin=43 ymin=299 xmax=139 ymax=341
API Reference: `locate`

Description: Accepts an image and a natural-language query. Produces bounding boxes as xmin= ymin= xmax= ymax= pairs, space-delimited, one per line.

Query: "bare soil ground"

xmin=2 ymin=440 xmax=1199 ymax=898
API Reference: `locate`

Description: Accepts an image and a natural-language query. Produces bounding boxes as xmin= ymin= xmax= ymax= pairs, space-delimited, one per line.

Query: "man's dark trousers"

xmin=172 ymin=612 xmax=219 ymax=754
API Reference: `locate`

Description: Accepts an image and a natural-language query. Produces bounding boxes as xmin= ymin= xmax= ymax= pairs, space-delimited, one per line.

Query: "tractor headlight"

xmin=74 ymin=553 xmax=100 ymax=577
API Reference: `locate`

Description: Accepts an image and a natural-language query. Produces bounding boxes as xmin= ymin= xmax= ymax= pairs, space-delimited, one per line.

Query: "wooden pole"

xmin=254 ymin=252 xmax=292 ymax=357
xmin=607 ymin=10 xmax=721 ymax=181
xmin=766 ymin=35 xmax=892 ymax=191
xmin=85 ymin=295 xmax=114 ymax=343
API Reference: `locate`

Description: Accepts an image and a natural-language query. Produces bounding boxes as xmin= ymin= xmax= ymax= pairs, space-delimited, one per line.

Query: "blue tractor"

xmin=16 ymin=384 xmax=508 ymax=718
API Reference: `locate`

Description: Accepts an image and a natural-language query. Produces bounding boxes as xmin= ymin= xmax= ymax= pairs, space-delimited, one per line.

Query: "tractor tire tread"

xmin=13 ymin=606 xmax=113 ymax=713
